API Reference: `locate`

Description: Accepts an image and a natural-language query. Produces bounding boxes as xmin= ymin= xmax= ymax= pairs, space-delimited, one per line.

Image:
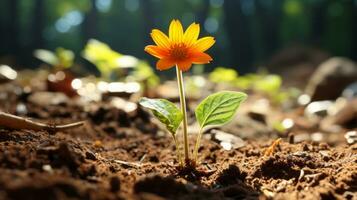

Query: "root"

xmin=0 ymin=111 xmax=84 ymax=132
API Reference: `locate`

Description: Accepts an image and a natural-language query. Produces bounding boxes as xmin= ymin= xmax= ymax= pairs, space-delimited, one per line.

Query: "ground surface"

xmin=0 ymin=82 xmax=356 ymax=200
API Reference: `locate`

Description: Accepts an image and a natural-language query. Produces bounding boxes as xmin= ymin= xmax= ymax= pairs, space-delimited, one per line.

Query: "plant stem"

xmin=193 ymin=127 xmax=203 ymax=163
xmin=172 ymin=135 xmax=183 ymax=166
xmin=176 ymin=66 xmax=189 ymax=162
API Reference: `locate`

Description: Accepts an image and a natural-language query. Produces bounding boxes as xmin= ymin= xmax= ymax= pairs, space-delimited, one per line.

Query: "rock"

xmin=16 ymin=103 xmax=27 ymax=115
xmin=267 ymin=46 xmax=329 ymax=88
xmin=210 ymin=130 xmax=245 ymax=150
xmin=311 ymin=132 xmax=324 ymax=142
xmin=156 ymin=81 xmax=179 ymax=100
xmin=42 ymin=164 xmax=53 ymax=174
xmin=28 ymin=91 xmax=69 ymax=106
xmin=222 ymin=115 xmax=272 ymax=139
xmin=247 ymin=99 xmax=270 ymax=124
xmin=304 ymin=100 xmax=334 ymax=119
xmin=0 ymin=65 xmax=17 ymax=83
xmin=110 ymin=97 xmax=138 ymax=113
xmin=85 ymin=151 xmax=97 ymax=160
xmin=305 ymin=57 xmax=357 ymax=101
xmin=344 ymin=131 xmax=357 ymax=144
xmin=342 ymin=82 xmax=357 ymax=100
xmin=47 ymin=70 xmax=77 ymax=97
xmin=331 ymin=98 xmax=357 ymax=128
xmin=293 ymin=133 xmax=310 ymax=143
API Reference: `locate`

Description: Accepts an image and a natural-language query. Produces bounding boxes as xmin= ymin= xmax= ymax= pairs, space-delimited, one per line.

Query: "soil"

xmin=0 ymin=83 xmax=356 ymax=200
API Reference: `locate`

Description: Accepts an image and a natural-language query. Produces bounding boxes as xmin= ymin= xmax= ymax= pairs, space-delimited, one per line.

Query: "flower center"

xmin=170 ymin=44 xmax=188 ymax=61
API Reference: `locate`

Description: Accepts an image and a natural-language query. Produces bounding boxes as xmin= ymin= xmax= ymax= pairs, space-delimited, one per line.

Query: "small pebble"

xmin=42 ymin=164 xmax=53 ymax=174
xmin=85 ymin=151 xmax=97 ymax=160
xmin=344 ymin=131 xmax=357 ymax=144
xmin=93 ymin=140 xmax=103 ymax=148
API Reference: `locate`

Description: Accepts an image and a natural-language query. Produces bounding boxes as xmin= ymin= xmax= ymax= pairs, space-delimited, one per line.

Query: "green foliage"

xmin=56 ymin=47 xmax=75 ymax=68
xmin=272 ymin=121 xmax=287 ymax=133
xmin=82 ymin=39 xmax=123 ymax=79
xmin=209 ymin=67 xmax=281 ymax=92
xmin=195 ymin=91 xmax=247 ymax=129
xmin=139 ymin=97 xmax=182 ymax=135
xmin=82 ymin=39 xmax=141 ymax=80
xmin=208 ymin=68 xmax=295 ymax=104
xmin=33 ymin=47 xmax=74 ymax=70
xmin=129 ymin=61 xmax=159 ymax=89
xmin=235 ymin=73 xmax=261 ymax=89
xmin=253 ymin=75 xmax=282 ymax=94
xmin=209 ymin=67 xmax=238 ymax=84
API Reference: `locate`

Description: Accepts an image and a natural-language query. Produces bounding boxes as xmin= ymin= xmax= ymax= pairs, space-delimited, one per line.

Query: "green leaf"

xmin=195 ymin=91 xmax=247 ymax=128
xmin=253 ymin=75 xmax=282 ymax=94
xmin=209 ymin=67 xmax=238 ymax=84
xmin=56 ymin=47 xmax=74 ymax=68
xmin=139 ymin=97 xmax=182 ymax=135
xmin=82 ymin=39 xmax=122 ymax=79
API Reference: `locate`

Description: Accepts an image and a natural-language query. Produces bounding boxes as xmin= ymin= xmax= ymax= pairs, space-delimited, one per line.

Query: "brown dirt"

xmin=0 ymin=84 xmax=356 ymax=200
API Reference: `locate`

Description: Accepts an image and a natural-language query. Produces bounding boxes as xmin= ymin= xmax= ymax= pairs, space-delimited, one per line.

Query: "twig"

xmin=113 ymin=159 xmax=142 ymax=168
xmin=264 ymin=138 xmax=282 ymax=156
xmin=0 ymin=111 xmax=84 ymax=132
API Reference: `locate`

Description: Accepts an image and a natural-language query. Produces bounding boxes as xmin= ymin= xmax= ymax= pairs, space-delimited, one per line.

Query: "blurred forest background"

xmin=0 ymin=0 xmax=356 ymax=74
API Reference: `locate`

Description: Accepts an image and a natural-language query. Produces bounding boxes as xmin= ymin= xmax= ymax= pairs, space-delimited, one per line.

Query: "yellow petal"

xmin=156 ymin=58 xmax=175 ymax=71
xmin=169 ymin=19 xmax=183 ymax=44
xmin=144 ymin=45 xmax=168 ymax=59
xmin=151 ymin=29 xmax=170 ymax=49
xmin=193 ymin=37 xmax=215 ymax=52
xmin=183 ymin=23 xmax=200 ymax=46
xmin=191 ymin=52 xmax=212 ymax=64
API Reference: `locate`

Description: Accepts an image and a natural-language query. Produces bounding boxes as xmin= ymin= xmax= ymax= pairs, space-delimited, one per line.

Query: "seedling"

xmin=82 ymin=39 xmax=138 ymax=80
xmin=209 ymin=67 xmax=299 ymax=104
xmin=139 ymin=19 xmax=247 ymax=166
xmin=34 ymin=47 xmax=75 ymax=70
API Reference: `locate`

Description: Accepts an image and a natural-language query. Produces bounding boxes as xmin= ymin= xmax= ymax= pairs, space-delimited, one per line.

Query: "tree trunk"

xmin=223 ymin=0 xmax=254 ymax=73
xmin=7 ymin=0 xmax=19 ymax=55
xmin=140 ymin=0 xmax=154 ymax=44
xmin=255 ymin=0 xmax=282 ymax=59
xmin=82 ymin=0 xmax=98 ymax=44
xmin=31 ymin=0 xmax=44 ymax=49
xmin=196 ymin=0 xmax=210 ymax=26
xmin=350 ymin=1 xmax=357 ymax=60
xmin=310 ymin=1 xmax=327 ymax=46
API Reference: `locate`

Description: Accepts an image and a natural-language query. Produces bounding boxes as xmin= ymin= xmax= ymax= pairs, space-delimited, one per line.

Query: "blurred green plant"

xmin=272 ymin=121 xmax=287 ymax=133
xmin=209 ymin=67 xmax=300 ymax=104
xmin=34 ymin=47 xmax=74 ymax=70
xmin=82 ymin=39 xmax=138 ymax=80
xmin=127 ymin=61 xmax=159 ymax=89
xmin=209 ymin=67 xmax=238 ymax=85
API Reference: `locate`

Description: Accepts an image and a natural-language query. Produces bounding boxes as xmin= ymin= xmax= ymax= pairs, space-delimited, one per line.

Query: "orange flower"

xmin=145 ymin=19 xmax=215 ymax=72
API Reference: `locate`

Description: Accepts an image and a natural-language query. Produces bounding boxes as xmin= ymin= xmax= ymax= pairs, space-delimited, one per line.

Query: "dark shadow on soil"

xmin=133 ymin=164 xmax=259 ymax=200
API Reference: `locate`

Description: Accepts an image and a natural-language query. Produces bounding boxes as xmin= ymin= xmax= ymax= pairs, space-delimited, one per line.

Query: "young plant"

xmin=82 ymin=39 xmax=138 ymax=80
xmin=140 ymin=19 xmax=247 ymax=166
xmin=139 ymin=97 xmax=183 ymax=165
xmin=34 ymin=47 xmax=75 ymax=70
